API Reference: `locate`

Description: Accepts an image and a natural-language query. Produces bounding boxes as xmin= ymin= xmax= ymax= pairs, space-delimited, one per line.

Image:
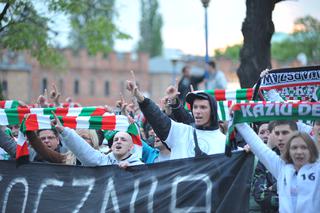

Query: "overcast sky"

xmin=113 ymin=0 xmax=320 ymax=56
xmin=52 ymin=0 xmax=320 ymax=56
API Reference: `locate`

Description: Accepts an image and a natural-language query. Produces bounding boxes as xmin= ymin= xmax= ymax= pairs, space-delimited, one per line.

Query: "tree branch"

xmin=0 ymin=3 xmax=10 ymax=23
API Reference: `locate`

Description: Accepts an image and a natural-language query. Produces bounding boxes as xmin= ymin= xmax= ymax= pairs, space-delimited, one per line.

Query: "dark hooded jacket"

xmin=185 ymin=92 xmax=220 ymax=130
xmin=138 ymin=92 xmax=225 ymax=159
xmin=138 ymin=92 xmax=219 ymax=141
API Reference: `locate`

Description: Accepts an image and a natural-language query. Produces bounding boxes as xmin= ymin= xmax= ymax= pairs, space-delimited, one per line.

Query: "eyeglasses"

xmin=81 ymin=136 xmax=92 ymax=142
xmin=40 ymin=136 xmax=57 ymax=141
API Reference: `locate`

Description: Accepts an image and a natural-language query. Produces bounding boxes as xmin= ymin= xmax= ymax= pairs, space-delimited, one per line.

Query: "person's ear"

xmin=129 ymin=143 xmax=134 ymax=151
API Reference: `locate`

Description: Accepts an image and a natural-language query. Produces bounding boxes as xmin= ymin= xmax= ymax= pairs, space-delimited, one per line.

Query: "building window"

xmin=104 ymin=81 xmax=109 ymax=96
xmin=58 ymin=78 xmax=64 ymax=96
xmin=42 ymin=78 xmax=47 ymax=94
xmin=74 ymin=79 xmax=79 ymax=95
xmin=90 ymin=79 xmax=95 ymax=96
xmin=2 ymin=80 xmax=8 ymax=97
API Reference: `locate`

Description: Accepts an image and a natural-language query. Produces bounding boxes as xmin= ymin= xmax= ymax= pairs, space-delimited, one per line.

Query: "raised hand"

xmin=126 ymin=70 xmax=144 ymax=102
xmin=49 ymin=84 xmax=61 ymax=106
xmin=51 ymin=111 xmax=64 ymax=134
xmin=165 ymin=78 xmax=180 ymax=105
xmin=37 ymin=89 xmax=49 ymax=108
xmin=190 ymin=84 xmax=194 ymax=93
xmin=115 ymin=94 xmax=129 ymax=116
xmin=260 ymin=68 xmax=270 ymax=78
xmin=160 ymin=95 xmax=172 ymax=115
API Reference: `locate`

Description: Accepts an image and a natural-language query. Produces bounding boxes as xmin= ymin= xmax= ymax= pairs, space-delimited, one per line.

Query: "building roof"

xmin=149 ymin=56 xmax=204 ymax=75
xmin=0 ymin=51 xmax=31 ymax=72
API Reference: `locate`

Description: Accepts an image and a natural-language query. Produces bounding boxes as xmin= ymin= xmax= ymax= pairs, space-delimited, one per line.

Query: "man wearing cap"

xmin=126 ymin=71 xmax=226 ymax=160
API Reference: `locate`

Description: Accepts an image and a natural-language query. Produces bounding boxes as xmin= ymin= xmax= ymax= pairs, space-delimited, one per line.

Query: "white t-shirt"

xmin=165 ymin=120 xmax=226 ymax=160
xmin=154 ymin=152 xmax=171 ymax=163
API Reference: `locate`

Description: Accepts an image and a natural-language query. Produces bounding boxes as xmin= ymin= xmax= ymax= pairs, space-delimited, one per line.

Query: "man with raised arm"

xmin=126 ymin=71 xmax=226 ymax=160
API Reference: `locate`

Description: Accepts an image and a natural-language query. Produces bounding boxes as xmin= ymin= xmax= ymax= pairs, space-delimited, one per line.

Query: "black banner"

xmin=0 ymin=152 xmax=253 ymax=213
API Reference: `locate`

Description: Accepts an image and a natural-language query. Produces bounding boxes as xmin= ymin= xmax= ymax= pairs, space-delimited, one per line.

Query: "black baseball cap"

xmin=185 ymin=91 xmax=208 ymax=105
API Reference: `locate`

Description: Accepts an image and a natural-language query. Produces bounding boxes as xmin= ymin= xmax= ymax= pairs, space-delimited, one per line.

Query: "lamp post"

xmin=171 ymin=58 xmax=178 ymax=85
xmin=201 ymin=0 xmax=210 ymax=64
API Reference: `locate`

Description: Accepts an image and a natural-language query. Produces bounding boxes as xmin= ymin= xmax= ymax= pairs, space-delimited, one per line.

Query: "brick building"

xmin=148 ymin=55 xmax=304 ymax=102
xmin=0 ymin=49 xmax=304 ymax=106
xmin=0 ymin=49 xmax=149 ymax=106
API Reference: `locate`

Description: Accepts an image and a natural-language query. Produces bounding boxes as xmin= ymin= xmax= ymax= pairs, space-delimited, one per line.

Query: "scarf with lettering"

xmin=254 ymin=66 xmax=320 ymax=101
xmin=225 ymin=101 xmax=320 ymax=156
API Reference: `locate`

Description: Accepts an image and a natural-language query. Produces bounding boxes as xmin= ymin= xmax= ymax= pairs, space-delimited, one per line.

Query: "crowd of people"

xmin=0 ymin=62 xmax=319 ymax=212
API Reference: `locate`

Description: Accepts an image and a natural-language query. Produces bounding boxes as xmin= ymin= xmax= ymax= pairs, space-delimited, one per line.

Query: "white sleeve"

xmin=217 ymin=71 xmax=227 ymax=89
xmin=60 ymin=127 xmax=106 ymax=166
xmin=235 ymin=123 xmax=284 ymax=178
xmin=297 ymin=121 xmax=313 ymax=135
xmin=165 ymin=120 xmax=191 ymax=149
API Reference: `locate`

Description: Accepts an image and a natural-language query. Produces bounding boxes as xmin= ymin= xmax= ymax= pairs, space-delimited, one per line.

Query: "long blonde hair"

xmin=76 ymin=129 xmax=99 ymax=149
xmin=63 ymin=129 xmax=100 ymax=165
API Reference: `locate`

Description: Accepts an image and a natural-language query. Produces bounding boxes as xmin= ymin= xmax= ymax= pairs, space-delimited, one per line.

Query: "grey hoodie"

xmin=60 ymin=127 xmax=143 ymax=166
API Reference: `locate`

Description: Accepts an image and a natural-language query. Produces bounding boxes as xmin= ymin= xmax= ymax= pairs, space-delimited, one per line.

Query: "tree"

xmin=272 ymin=16 xmax=320 ymax=64
xmin=237 ymin=0 xmax=284 ymax=88
xmin=137 ymin=0 xmax=163 ymax=57
xmin=214 ymin=44 xmax=242 ymax=62
xmin=0 ymin=1 xmax=62 ymax=68
xmin=68 ymin=0 xmax=130 ymax=55
xmin=0 ymin=0 xmax=129 ymax=68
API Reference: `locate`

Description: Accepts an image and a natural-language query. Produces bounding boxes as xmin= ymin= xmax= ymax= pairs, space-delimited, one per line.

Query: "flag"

xmin=196 ymin=88 xmax=253 ymax=101
xmin=0 ymin=107 xmax=109 ymax=126
xmin=16 ymin=120 xmax=29 ymax=166
xmin=0 ymin=100 xmax=20 ymax=109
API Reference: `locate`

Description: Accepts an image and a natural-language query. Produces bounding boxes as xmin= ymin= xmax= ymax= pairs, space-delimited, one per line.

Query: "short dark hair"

xmin=268 ymin=121 xmax=277 ymax=132
xmin=37 ymin=129 xmax=59 ymax=137
xmin=182 ymin=66 xmax=189 ymax=74
xmin=272 ymin=120 xmax=298 ymax=131
xmin=207 ymin=60 xmax=216 ymax=69
xmin=283 ymin=132 xmax=319 ymax=164
xmin=253 ymin=122 xmax=269 ymax=133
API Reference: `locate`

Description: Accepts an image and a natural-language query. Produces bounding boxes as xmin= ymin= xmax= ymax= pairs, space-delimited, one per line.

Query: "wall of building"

xmin=0 ymin=49 xmax=149 ymax=106
xmin=149 ymin=73 xmax=172 ymax=101
xmin=1 ymin=49 xmax=304 ymax=106
xmin=0 ymin=70 xmax=30 ymax=101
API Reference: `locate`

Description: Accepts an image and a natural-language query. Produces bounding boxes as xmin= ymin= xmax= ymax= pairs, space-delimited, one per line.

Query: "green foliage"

xmin=272 ymin=15 xmax=320 ymax=64
xmin=67 ymin=0 xmax=130 ymax=55
xmin=137 ymin=0 xmax=163 ymax=57
xmin=0 ymin=0 xmax=130 ymax=69
xmin=0 ymin=1 xmax=64 ymax=69
xmin=214 ymin=44 xmax=242 ymax=61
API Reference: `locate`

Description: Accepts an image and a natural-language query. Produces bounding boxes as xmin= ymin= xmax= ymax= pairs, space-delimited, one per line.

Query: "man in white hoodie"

xmin=126 ymin=71 xmax=226 ymax=160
